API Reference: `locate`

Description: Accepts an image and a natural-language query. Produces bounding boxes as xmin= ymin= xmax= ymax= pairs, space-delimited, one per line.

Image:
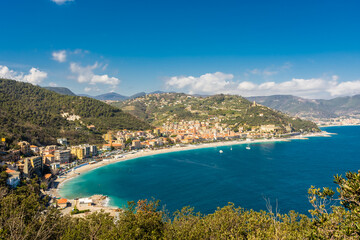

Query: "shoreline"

xmin=51 ymin=131 xmax=332 ymax=213
xmin=319 ymin=124 xmax=360 ymax=128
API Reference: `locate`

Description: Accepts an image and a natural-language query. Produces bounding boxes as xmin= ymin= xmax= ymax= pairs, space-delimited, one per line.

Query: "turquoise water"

xmin=60 ymin=126 xmax=360 ymax=215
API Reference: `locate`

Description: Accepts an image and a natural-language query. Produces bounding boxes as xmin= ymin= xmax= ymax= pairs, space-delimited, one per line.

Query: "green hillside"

xmin=112 ymin=93 xmax=319 ymax=133
xmin=0 ymin=79 xmax=151 ymax=147
xmin=43 ymin=87 xmax=76 ymax=96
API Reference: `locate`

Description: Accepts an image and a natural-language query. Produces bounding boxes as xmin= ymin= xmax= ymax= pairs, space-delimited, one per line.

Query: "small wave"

xmin=103 ymin=196 xmax=110 ymax=207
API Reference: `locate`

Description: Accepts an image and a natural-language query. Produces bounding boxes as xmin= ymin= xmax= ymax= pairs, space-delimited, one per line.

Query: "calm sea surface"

xmin=59 ymin=126 xmax=360 ymax=215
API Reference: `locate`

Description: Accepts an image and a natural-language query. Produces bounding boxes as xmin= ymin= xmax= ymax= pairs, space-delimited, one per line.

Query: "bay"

xmin=59 ymin=126 xmax=360 ymax=215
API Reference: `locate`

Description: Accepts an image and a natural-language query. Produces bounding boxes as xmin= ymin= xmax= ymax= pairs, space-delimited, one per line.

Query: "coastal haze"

xmin=2 ymin=0 xmax=360 ymax=239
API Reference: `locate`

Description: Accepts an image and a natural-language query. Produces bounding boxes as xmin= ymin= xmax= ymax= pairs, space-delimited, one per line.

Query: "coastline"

xmin=51 ymin=131 xmax=332 ymax=206
xmin=320 ymin=124 xmax=360 ymax=128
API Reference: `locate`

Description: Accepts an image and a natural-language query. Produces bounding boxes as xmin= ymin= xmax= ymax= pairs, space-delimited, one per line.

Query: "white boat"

xmin=246 ymin=146 xmax=251 ymax=150
xmin=219 ymin=150 xmax=223 ymax=153
xmin=230 ymin=147 xmax=232 ymax=151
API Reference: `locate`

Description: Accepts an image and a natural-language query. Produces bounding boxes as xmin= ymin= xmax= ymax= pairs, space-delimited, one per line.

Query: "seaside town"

xmin=311 ymin=116 xmax=360 ymax=127
xmin=0 ymin=118 xmax=311 ymax=214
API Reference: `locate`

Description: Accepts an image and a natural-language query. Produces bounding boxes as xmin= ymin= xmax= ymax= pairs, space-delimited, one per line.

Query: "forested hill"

xmin=43 ymin=86 xmax=76 ymax=96
xmin=112 ymin=93 xmax=319 ymax=133
xmin=0 ymin=79 xmax=151 ymax=146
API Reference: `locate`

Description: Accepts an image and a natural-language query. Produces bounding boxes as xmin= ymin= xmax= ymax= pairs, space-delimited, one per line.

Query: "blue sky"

xmin=1 ymin=0 xmax=360 ymax=98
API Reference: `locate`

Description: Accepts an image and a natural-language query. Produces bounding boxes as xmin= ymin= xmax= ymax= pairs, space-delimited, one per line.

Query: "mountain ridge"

xmin=247 ymin=94 xmax=360 ymax=118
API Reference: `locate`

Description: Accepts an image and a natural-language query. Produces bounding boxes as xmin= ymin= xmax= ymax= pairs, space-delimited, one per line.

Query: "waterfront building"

xmin=57 ymin=198 xmax=68 ymax=208
xmin=71 ymin=146 xmax=84 ymax=160
xmin=54 ymin=150 xmax=71 ymax=164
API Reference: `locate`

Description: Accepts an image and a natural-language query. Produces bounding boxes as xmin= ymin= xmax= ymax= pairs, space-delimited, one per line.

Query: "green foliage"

xmin=0 ymin=79 xmax=151 ymax=146
xmin=43 ymin=87 xmax=76 ymax=96
xmin=71 ymin=208 xmax=90 ymax=215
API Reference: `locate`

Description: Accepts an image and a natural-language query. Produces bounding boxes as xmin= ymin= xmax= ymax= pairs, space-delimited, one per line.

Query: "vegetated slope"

xmin=93 ymin=92 xmax=128 ymax=101
xmin=112 ymin=93 xmax=319 ymax=132
xmin=247 ymin=95 xmax=360 ymax=118
xmin=0 ymin=79 xmax=151 ymax=146
xmin=43 ymin=87 xmax=76 ymax=96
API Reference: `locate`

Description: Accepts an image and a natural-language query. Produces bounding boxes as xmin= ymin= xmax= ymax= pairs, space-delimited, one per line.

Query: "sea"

xmin=59 ymin=126 xmax=360 ymax=215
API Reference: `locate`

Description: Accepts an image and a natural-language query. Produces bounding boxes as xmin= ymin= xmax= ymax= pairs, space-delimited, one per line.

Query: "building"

xmin=82 ymin=145 xmax=90 ymax=158
xmin=260 ymin=125 xmax=278 ymax=132
xmin=90 ymin=145 xmax=98 ymax=156
xmin=54 ymin=150 xmax=71 ymax=164
xmin=57 ymin=138 xmax=69 ymax=146
xmin=57 ymin=198 xmax=68 ymax=208
xmin=22 ymin=156 xmax=43 ymax=178
xmin=43 ymin=145 xmax=57 ymax=156
xmin=50 ymin=162 xmax=60 ymax=170
xmin=153 ymin=128 xmax=161 ymax=135
xmin=70 ymin=144 xmax=97 ymax=160
xmin=6 ymin=169 xmax=20 ymax=188
xmin=71 ymin=147 xmax=84 ymax=160
xmin=43 ymin=154 xmax=55 ymax=164
xmin=17 ymin=141 xmax=31 ymax=155
xmin=30 ymin=145 xmax=40 ymax=155
xmin=132 ymin=140 xmax=142 ymax=149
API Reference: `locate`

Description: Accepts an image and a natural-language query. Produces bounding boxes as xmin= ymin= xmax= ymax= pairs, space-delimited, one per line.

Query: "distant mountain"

xmin=86 ymin=91 xmax=173 ymax=101
xmin=0 ymin=78 xmax=151 ymax=146
xmin=93 ymin=92 xmax=128 ymax=101
xmin=112 ymin=93 xmax=319 ymax=132
xmin=247 ymin=95 xmax=360 ymax=118
xmin=43 ymin=87 xmax=76 ymax=96
xmin=149 ymin=90 xmax=166 ymax=94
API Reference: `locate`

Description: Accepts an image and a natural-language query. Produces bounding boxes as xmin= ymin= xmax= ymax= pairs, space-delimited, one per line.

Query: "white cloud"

xmin=49 ymin=82 xmax=58 ymax=87
xmin=51 ymin=0 xmax=74 ymax=5
xmin=166 ymin=72 xmax=360 ymax=99
xmin=52 ymin=50 xmax=67 ymax=63
xmin=0 ymin=65 xmax=47 ymax=85
xmin=238 ymin=81 xmax=257 ymax=91
xmin=70 ymin=62 xmax=120 ymax=86
xmin=23 ymin=68 xmax=48 ymax=85
xmin=166 ymin=72 xmax=235 ymax=94
xmin=328 ymin=80 xmax=360 ymax=97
